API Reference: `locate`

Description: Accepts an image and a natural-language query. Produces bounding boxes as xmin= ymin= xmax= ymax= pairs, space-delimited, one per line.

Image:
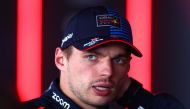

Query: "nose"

xmin=99 ymin=58 xmax=113 ymax=78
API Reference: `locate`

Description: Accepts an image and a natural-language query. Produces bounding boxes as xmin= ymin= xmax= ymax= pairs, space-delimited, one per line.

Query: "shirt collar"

xmin=42 ymin=79 xmax=82 ymax=109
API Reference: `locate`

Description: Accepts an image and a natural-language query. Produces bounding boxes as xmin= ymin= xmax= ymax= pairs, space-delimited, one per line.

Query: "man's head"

xmin=55 ymin=6 xmax=142 ymax=109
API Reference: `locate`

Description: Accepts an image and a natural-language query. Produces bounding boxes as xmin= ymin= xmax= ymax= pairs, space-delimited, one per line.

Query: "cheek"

xmin=113 ymin=65 xmax=129 ymax=76
xmin=68 ymin=65 xmax=97 ymax=93
xmin=68 ymin=61 xmax=97 ymax=83
xmin=112 ymin=65 xmax=129 ymax=83
xmin=114 ymin=72 xmax=127 ymax=83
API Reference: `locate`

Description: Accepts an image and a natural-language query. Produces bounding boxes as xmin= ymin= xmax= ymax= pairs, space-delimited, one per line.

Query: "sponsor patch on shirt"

xmin=96 ymin=14 xmax=120 ymax=27
xmin=52 ymin=92 xmax=70 ymax=109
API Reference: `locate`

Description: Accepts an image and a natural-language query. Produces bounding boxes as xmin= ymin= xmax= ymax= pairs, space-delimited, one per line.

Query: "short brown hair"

xmin=62 ymin=46 xmax=73 ymax=59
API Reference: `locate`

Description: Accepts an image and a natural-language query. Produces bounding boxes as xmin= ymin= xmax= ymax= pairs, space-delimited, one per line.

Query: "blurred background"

xmin=1 ymin=0 xmax=190 ymax=108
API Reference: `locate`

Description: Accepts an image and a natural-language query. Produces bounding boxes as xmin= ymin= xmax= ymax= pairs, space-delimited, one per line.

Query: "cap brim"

xmin=76 ymin=39 xmax=142 ymax=57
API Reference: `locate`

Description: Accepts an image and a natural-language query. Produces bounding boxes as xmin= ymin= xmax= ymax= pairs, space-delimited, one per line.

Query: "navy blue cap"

xmin=61 ymin=6 xmax=142 ymax=57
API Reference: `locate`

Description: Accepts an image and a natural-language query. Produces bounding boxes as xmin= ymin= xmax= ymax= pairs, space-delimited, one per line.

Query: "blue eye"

xmin=113 ymin=57 xmax=130 ymax=64
xmin=87 ymin=55 xmax=97 ymax=61
xmin=114 ymin=58 xmax=124 ymax=64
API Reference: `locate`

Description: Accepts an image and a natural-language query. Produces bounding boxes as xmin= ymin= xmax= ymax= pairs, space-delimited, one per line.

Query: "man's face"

xmin=58 ymin=43 xmax=131 ymax=108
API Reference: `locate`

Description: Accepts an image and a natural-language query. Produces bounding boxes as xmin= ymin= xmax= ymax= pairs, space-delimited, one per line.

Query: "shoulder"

xmin=117 ymin=78 xmax=186 ymax=109
xmin=153 ymin=93 xmax=186 ymax=109
xmin=20 ymin=98 xmax=45 ymax=109
xmin=19 ymin=96 xmax=51 ymax=109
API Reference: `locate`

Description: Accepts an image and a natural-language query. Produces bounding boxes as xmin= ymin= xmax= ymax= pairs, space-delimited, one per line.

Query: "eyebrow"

xmin=85 ymin=49 xmax=131 ymax=58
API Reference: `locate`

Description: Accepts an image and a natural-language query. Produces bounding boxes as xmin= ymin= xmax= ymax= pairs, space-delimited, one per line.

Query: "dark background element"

xmin=0 ymin=0 xmax=19 ymax=108
xmin=0 ymin=0 xmax=189 ymax=108
xmin=152 ymin=0 xmax=190 ymax=108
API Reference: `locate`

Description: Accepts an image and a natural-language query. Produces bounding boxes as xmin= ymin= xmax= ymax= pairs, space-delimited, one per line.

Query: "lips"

xmin=92 ymin=83 xmax=114 ymax=96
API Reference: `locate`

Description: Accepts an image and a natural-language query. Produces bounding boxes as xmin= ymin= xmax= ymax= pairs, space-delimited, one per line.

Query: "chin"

xmin=91 ymin=96 xmax=115 ymax=105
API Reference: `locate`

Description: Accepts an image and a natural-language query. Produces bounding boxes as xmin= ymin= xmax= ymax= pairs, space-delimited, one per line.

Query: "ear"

xmin=55 ymin=47 xmax=66 ymax=71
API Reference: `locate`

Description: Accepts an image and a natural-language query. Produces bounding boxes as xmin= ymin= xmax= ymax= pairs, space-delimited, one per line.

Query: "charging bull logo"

xmin=96 ymin=14 xmax=120 ymax=27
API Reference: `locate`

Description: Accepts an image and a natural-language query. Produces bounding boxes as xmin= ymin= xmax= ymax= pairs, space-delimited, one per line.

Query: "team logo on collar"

xmin=96 ymin=14 xmax=120 ymax=27
xmin=52 ymin=92 xmax=70 ymax=109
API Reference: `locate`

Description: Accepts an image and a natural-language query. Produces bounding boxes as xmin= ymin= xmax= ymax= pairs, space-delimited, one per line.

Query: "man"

xmin=22 ymin=6 xmax=185 ymax=109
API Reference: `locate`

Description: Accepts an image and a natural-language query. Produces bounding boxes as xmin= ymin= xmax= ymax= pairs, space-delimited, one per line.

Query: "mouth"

xmin=92 ymin=84 xmax=114 ymax=96
xmin=95 ymin=86 xmax=111 ymax=91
